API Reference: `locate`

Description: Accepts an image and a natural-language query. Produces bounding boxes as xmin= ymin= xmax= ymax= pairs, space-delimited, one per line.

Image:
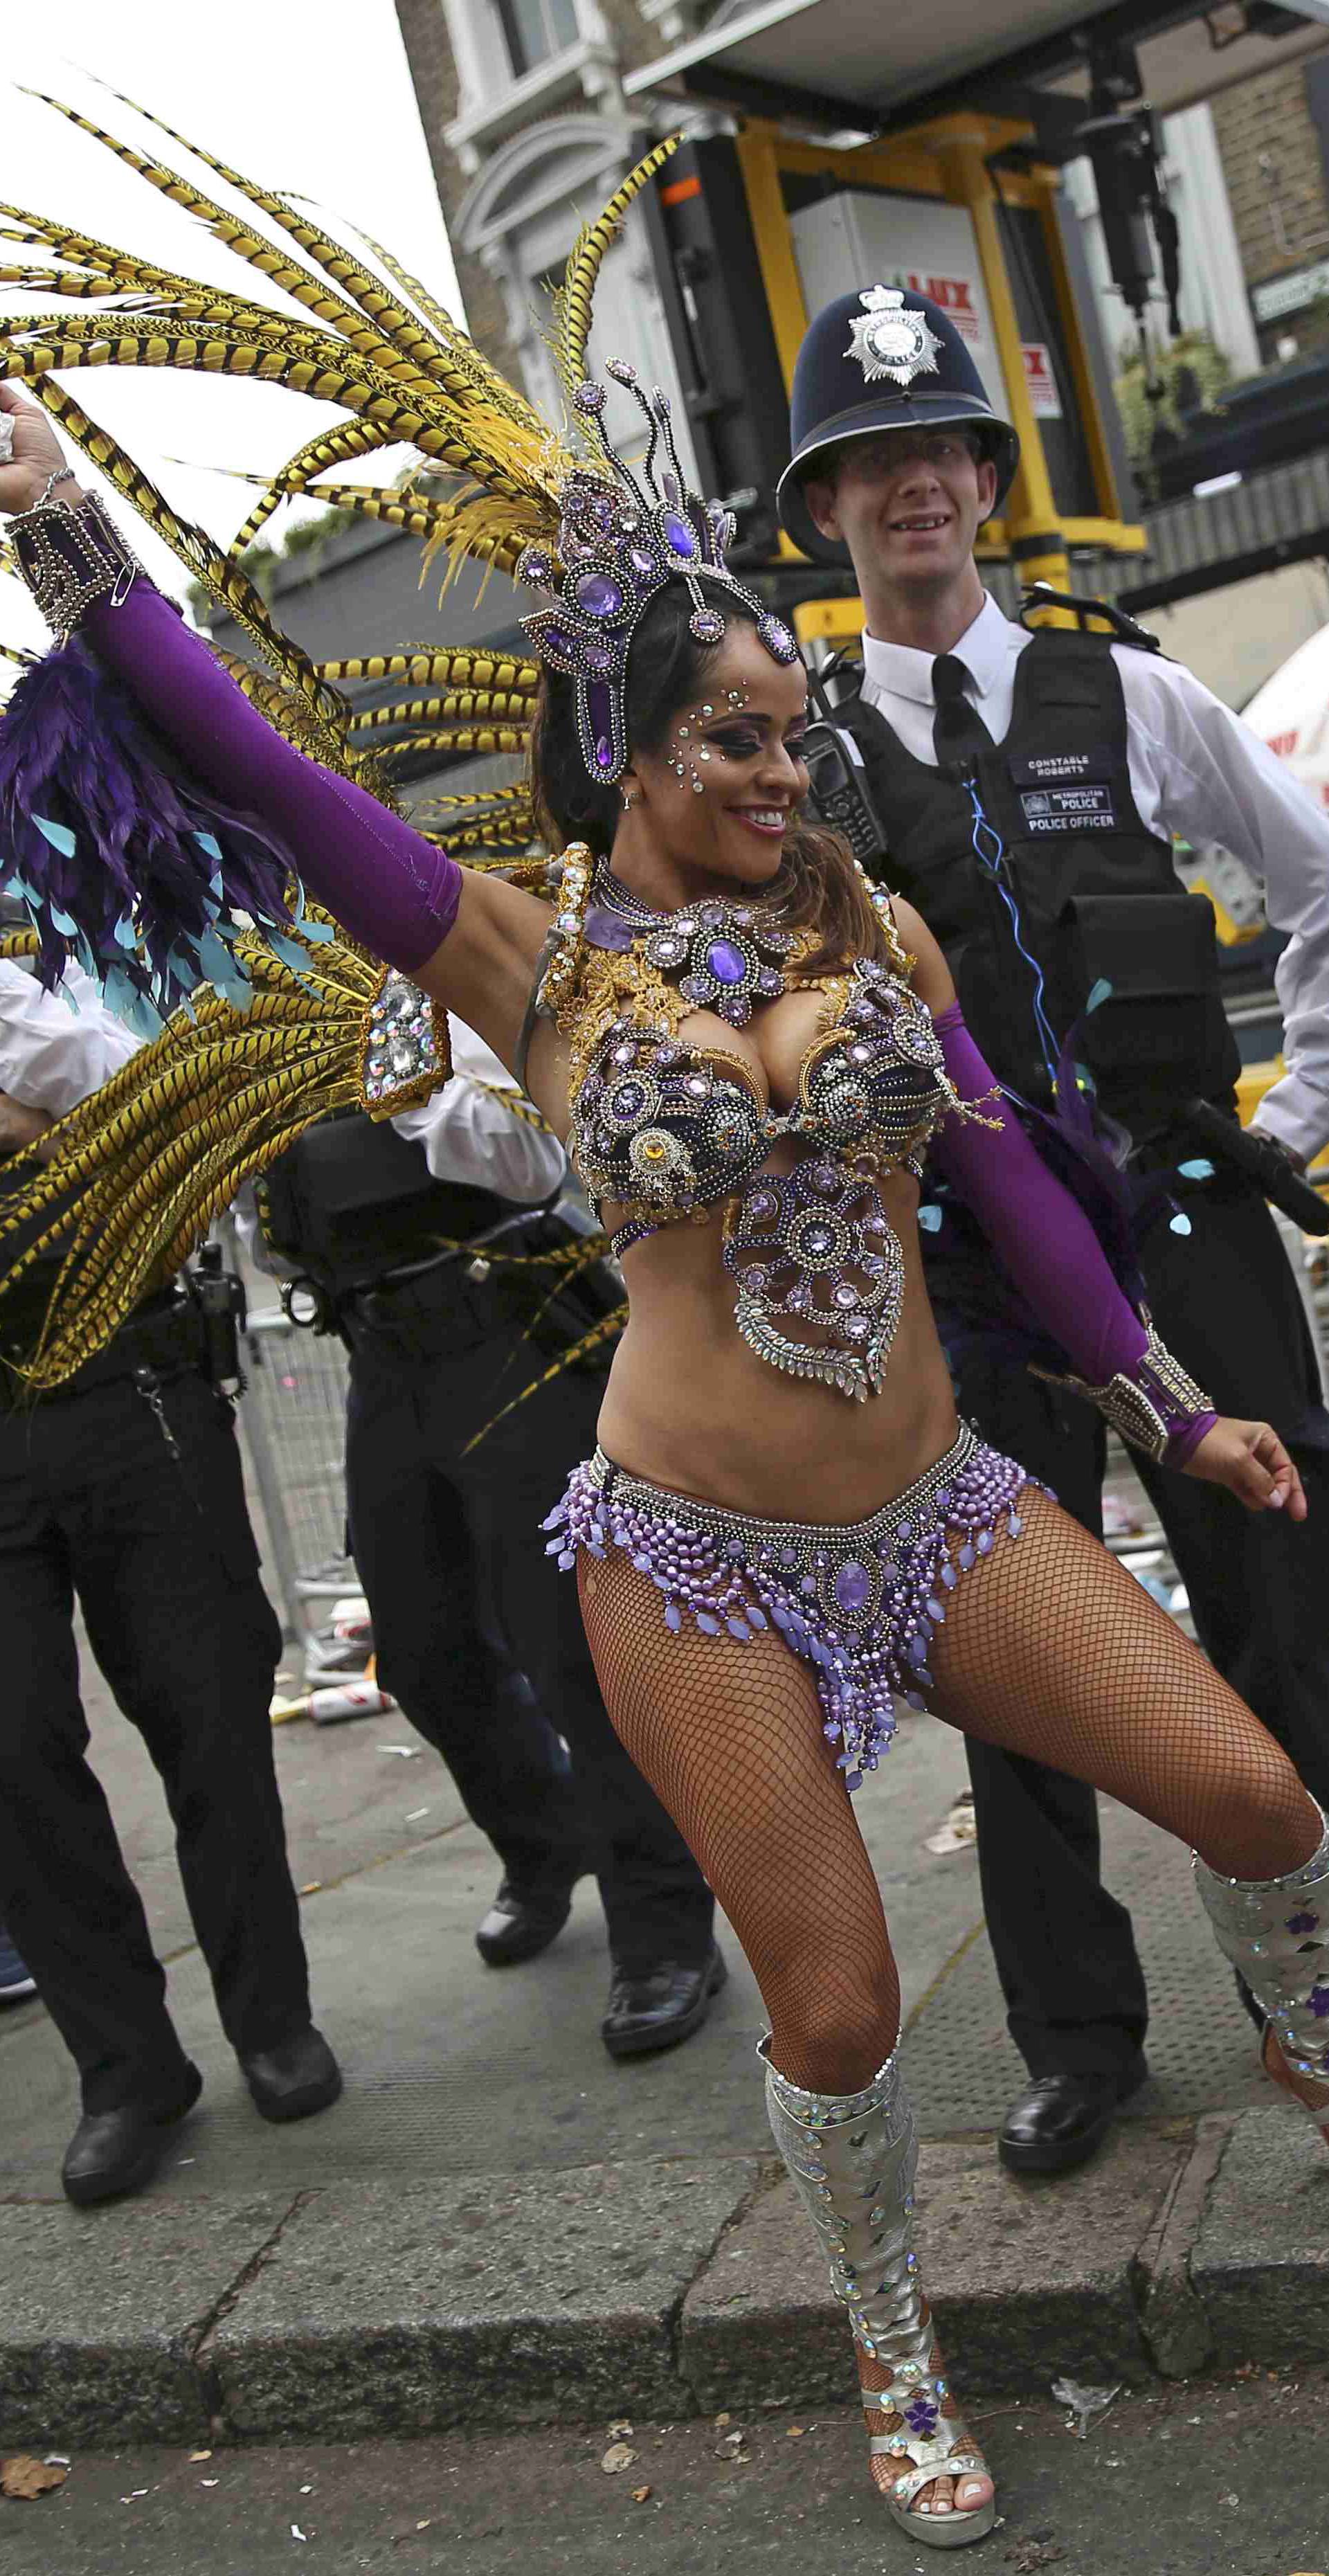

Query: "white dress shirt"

xmin=0 ymin=958 xmax=141 ymax=1117
xmin=392 ymin=1016 xmax=566 ymax=1206
xmin=861 ymin=591 xmax=1329 ymax=1162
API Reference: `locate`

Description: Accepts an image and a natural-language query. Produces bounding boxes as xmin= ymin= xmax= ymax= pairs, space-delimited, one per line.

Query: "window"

xmin=494 ymin=0 xmax=579 ymax=78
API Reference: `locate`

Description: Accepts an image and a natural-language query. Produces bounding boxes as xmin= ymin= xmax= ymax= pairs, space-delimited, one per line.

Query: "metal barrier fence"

xmin=234 ymin=1306 xmax=356 ymax=1666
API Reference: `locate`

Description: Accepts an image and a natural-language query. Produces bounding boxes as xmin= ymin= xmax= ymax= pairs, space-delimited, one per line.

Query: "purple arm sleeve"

xmin=82 ymin=582 xmax=462 ymax=973
xmin=930 ymin=1002 xmax=1216 ymax=1468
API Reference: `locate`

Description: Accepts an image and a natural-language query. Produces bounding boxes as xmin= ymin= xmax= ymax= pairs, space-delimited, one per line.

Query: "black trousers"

xmin=0 ymin=1369 xmax=307 ymax=2113
xmin=952 ymin=1166 xmax=1329 ymax=2082
xmin=343 ymin=1296 xmax=715 ymax=1972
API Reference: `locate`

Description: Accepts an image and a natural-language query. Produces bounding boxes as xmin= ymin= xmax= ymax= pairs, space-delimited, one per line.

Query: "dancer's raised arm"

xmin=0 ymin=387 xmax=550 ymax=1074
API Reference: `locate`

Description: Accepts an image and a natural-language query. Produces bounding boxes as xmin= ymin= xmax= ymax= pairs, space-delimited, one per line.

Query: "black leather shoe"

xmin=601 ymin=1944 xmax=728 ymax=2060
xmin=475 ymin=1874 xmax=581 ymax=1966
xmin=998 ymin=2057 xmax=1148 ymax=2177
xmin=242 ymin=2027 xmax=342 ymax=2123
xmin=62 ymin=2062 xmax=202 ymax=2206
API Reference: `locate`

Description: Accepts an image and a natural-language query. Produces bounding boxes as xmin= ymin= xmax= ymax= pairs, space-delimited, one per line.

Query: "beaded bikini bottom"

xmin=544 ymin=1423 xmax=1033 ymax=1790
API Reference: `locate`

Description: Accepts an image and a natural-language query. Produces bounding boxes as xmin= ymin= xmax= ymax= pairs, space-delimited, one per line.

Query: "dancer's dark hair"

xmin=528 ymin=584 xmax=885 ymax=975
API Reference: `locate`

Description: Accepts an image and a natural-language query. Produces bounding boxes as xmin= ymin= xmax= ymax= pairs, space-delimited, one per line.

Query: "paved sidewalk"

xmin=3 ymin=1587 xmax=1324 ymax=2452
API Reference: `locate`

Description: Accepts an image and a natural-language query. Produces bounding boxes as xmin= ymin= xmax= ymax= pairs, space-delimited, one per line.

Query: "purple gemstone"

xmin=1287 ymin=1911 xmax=1319 ymax=1934
xmin=1310 ymin=1986 xmax=1329 ymax=2018
xmin=662 ymin=512 xmax=697 ymax=559
xmin=844 ymin=1315 xmax=871 ymax=1340
xmin=584 ymin=906 xmax=635 ymax=952
xmin=577 ymin=572 xmax=624 ymax=619
xmin=588 ymin=680 xmax=615 ymax=768
xmin=544 ymin=625 xmax=576 ymax=657
xmin=707 ymin=940 xmax=747 ymax=986
xmin=758 ymin=613 xmax=797 ymax=660
xmin=835 ymin=1560 xmax=871 ymax=1615
xmin=582 ymin=638 xmax=616 ymax=672
xmin=630 ymin=546 xmax=656 ymax=577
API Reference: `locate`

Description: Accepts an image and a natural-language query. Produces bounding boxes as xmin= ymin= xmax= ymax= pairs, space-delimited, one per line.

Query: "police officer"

xmin=0 ymin=956 xmax=340 ymax=2204
xmin=779 ymin=286 xmax=1329 ymax=2174
xmin=260 ymin=1016 xmax=724 ymax=2056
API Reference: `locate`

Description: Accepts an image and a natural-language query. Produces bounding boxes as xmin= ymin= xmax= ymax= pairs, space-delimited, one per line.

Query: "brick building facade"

xmin=392 ymin=0 xmax=699 ymax=433
xmin=1209 ymin=43 xmax=1329 ymax=362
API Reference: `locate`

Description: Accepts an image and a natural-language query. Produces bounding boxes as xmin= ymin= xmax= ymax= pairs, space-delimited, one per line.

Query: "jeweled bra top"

xmin=526 ymin=846 xmax=981 ymax=1400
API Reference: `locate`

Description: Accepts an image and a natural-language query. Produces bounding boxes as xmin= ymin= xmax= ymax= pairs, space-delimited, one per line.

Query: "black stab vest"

xmin=837 ymin=629 xmax=1240 ymax=1131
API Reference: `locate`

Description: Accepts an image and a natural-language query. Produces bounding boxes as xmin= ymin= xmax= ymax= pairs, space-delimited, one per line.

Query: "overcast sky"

xmin=1 ymin=1 xmax=462 ymax=656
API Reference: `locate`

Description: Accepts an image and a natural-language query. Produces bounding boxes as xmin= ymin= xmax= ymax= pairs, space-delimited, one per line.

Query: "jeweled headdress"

xmin=516 ymin=362 xmax=796 ymax=784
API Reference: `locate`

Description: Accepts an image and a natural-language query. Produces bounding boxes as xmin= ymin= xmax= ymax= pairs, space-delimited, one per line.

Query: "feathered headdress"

xmin=0 ymin=98 xmax=694 ymax=847
xmin=0 ymin=97 xmax=701 ymax=1380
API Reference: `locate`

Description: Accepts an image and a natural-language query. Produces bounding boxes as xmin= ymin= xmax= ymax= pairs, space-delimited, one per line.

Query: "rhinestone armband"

xmin=10 ymin=490 xmax=145 ymax=639
xmin=359 ymin=968 xmax=451 ymax=1117
xmin=1035 ymin=1318 xmax=1213 ymax=1464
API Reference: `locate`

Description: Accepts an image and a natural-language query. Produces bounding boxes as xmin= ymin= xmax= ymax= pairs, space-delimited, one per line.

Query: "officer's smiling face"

xmin=804 ymin=430 xmax=997 ymax=593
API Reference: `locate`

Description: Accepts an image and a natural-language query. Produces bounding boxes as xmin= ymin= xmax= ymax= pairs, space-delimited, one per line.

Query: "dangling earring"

xmin=621 ymin=786 xmax=642 ymax=811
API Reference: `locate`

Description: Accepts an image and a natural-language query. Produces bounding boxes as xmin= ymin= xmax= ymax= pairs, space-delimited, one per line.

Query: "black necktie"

xmin=932 ymin=654 xmax=992 ymax=766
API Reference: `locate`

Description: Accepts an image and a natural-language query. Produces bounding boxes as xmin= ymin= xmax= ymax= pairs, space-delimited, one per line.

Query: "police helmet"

xmin=777 ymin=286 xmax=1020 ymax=565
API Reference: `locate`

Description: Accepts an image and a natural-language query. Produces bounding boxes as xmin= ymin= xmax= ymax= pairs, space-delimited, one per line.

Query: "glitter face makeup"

xmin=665 ymin=688 xmax=750 ymax=792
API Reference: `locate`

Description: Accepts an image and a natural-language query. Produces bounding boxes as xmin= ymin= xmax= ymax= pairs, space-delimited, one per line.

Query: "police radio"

xmin=802 ymin=659 xmax=889 ymax=872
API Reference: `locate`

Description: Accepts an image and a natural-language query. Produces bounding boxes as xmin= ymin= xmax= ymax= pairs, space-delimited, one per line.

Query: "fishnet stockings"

xmin=579 ymin=1479 xmax=1320 ymax=2524
xmin=578 ymin=1481 xmax=1319 ymax=2096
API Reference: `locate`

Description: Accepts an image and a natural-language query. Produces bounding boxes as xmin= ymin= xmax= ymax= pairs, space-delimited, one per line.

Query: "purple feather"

xmin=0 ymin=639 xmax=314 ymax=1027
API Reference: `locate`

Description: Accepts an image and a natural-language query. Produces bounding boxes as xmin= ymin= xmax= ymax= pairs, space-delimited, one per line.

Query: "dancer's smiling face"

xmin=613 ymin=619 xmax=811 ymax=909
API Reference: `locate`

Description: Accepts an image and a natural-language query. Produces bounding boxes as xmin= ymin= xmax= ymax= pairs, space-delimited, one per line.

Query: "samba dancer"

xmin=2 ymin=136 xmax=1329 ymax=2547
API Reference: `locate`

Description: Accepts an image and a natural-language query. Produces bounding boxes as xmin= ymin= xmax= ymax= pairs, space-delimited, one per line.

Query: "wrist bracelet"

xmin=1033 ymin=1317 xmax=1213 ymax=1464
xmin=10 ymin=487 xmax=145 ymax=640
xmin=36 ymin=465 xmax=79 ymax=509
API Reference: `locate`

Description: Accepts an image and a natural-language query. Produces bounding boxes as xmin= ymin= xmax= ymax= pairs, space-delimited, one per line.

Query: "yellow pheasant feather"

xmin=550 ymin=132 xmax=683 ymax=400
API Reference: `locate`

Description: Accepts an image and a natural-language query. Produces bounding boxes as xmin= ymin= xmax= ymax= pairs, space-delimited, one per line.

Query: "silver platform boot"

xmin=762 ymin=2041 xmax=994 ymax=2549
xmin=1194 ymin=1812 xmax=1329 ymax=2136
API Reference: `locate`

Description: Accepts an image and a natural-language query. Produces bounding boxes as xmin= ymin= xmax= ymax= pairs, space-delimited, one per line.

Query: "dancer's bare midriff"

xmin=596 ymin=1171 xmax=961 ymax=1523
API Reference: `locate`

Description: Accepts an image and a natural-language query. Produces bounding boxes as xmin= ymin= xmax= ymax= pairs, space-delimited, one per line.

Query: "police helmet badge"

xmin=845 ymin=286 xmax=943 ymax=389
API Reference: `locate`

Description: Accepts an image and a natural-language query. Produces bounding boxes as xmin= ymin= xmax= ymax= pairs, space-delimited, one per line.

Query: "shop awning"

xmin=624 ymin=0 xmax=1329 ymax=127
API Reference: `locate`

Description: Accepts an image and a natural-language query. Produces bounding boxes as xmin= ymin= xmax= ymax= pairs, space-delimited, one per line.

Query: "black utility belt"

xmin=338 ymin=1214 xmax=618 ymax=1367
xmin=0 ymin=1295 xmax=205 ymax=1411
